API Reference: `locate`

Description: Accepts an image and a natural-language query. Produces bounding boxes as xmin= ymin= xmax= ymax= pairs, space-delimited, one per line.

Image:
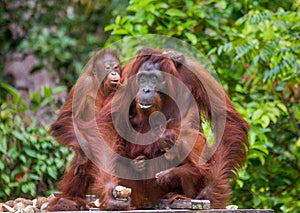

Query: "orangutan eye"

xmin=113 ymin=64 xmax=119 ymax=70
xmin=150 ymin=75 xmax=158 ymax=83
xmin=138 ymin=74 xmax=147 ymax=84
xmin=105 ymin=64 xmax=110 ymax=70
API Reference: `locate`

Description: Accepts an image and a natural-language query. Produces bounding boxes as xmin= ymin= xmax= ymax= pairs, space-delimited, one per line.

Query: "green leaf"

xmin=295 ymin=138 xmax=300 ymax=148
xmin=277 ymin=103 xmax=288 ymax=114
xmin=115 ymin=15 xmax=121 ymax=25
xmin=0 ymin=108 xmax=13 ymax=120
xmin=234 ymin=41 xmax=258 ymax=61
xmin=40 ymin=98 xmax=53 ymax=107
xmin=236 ymin=179 xmax=244 ymax=188
xmin=261 ymin=115 xmax=270 ymax=128
xmin=47 ymin=166 xmax=58 ymax=179
xmin=147 ymin=14 xmax=155 ymax=26
xmin=28 ymin=173 xmax=40 ymax=181
xmin=248 ymin=149 xmax=266 ymax=165
xmin=40 ymin=163 xmax=47 ymax=173
xmin=12 ymin=130 xmax=24 ymax=141
xmin=1 ymin=174 xmax=10 ymax=183
xmin=20 ymin=154 xmax=27 ymax=163
xmin=31 ymin=92 xmax=41 ymax=104
xmin=0 ymin=83 xmax=23 ymax=104
xmin=207 ymin=47 xmax=217 ymax=56
xmin=223 ymin=42 xmax=232 ymax=53
xmin=4 ymin=187 xmax=11 ymax=196
xmin=24 ymin=148 xmax=37 ymax=158
xmin=113 ymin=28 xmax=129 ymax=35
xmin=155 ymin=2 xmax=168 ymax=9
xmin=217 ymin=45 xmax=223 ymax=56
xmin=0 ymin=160 xmax=4 ymax=170
xmin=21 ymin=182 xmax=36 ymax=194
xmin=185 ymin=32 xmax=197 ymax=45
xmin=166 ymin=8 xmax=186 ymax=17
xmin=251 ymin=144 xmax=269 ymax=155
xmin=0 ymin=136 xmax=7 ymax=153
xmin=104 ymin=24 xmax=116 ymax=32
xmin=252 ymin=109 xmax=263 ymax=120
xmin=292 ymin=105 xmax=300 ymax=120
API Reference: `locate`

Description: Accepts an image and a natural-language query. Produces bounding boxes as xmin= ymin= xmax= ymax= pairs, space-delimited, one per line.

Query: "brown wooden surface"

xmin=51 ymin=194 xmax=274 ymax=213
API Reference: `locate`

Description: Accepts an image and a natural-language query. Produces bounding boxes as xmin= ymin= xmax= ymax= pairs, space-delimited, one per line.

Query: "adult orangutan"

xmin=85 ymin=47 xmax=249 ymax=210
xmin=47 ymin=49 xmax=122 ymax=211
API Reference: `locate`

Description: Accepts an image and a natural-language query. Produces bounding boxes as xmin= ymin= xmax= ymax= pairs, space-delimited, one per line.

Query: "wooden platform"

xmin=48 ymin=195 xmax=274 ymax=213
xmin=49 ymin=210 xmax=274 ymax=213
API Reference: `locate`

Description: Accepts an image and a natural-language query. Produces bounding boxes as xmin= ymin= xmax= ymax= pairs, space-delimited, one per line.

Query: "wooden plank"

xmin=51 ymin=193 xmax=273 ymax=213
xmin=49 ymin=210 xmax=274 ymax=213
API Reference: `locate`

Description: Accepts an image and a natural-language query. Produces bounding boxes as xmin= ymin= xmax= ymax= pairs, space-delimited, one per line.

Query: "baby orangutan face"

xmin=93 ymin=52 xmax=122 ymax=90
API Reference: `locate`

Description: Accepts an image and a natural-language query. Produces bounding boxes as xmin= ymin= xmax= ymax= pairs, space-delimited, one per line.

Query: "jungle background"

xmin=0 ymin=0 xmax=299 ymax=212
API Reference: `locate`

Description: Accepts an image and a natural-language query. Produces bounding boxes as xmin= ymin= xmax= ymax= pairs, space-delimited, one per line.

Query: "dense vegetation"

xmin=0 ymin=0 xmax=299 ymax=212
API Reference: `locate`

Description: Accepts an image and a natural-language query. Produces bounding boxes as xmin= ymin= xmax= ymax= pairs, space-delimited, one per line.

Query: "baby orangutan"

xmin=47 ymin=50 xmax=123 ymax=210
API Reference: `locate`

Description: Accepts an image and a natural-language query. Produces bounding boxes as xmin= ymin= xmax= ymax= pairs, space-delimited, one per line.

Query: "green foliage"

xmin=19 ymin=28 xmax=76 ymax=66
xmin=105 ymin=0 xmax=232 ymax=45
xmin=222 ymin=7 xmax=300 ymax=212
xmin=0 ymin=83 xmax=72 ymax=200
xmin=217 ymin=9 xmax=300 ymax=82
